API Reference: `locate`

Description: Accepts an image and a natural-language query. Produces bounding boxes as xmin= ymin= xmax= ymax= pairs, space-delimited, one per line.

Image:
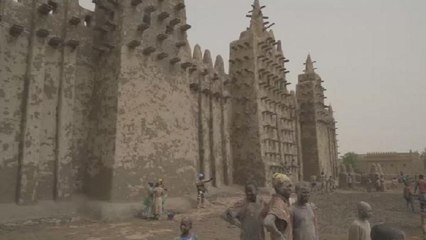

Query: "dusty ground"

xmin=0 ymin=190 xmax=423 ymax=240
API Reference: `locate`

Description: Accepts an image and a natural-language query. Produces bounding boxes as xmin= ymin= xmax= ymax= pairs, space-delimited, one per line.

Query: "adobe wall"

xmin=0 ymin=0 xmax=94 ymax=204
xmin=189 ymin=44 xmax=232 ymax=187
xmin=229 ymin=30 xmax=265 ymax=186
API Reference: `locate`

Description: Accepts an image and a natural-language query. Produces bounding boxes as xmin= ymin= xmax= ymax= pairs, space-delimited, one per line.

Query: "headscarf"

xmin=272 ymin=173 xmax=291 ymax=187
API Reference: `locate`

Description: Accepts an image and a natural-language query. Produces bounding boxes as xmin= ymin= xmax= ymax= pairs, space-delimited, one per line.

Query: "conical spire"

xmin=193 ymin=44 xmax=202 ymax=61
xmin=203 ymin=50 xmax=213 ymax=69
xmin=305 ymin=54 xmax=315 ymax=74
xmin=249 ymin=0 xmax=265 ymax=33
xmin=253 ymin=0 xmax=261 ymax=11
xmin=214 ymin=55 xmax=225 ymax=73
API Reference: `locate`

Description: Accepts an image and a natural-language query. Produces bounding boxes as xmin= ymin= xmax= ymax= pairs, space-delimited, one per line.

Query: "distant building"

xmin=358 ymin=151 xmax=425 ymax=176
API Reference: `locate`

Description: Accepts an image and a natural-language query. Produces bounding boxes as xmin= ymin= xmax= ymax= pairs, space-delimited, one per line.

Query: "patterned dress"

xmin=267 ymin=194 xmax=293 ymax=240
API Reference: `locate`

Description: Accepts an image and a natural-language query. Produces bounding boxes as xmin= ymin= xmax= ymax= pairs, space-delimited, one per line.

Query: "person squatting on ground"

xmin=196 ymin=173 xmax=213 ymax=209
xmin=403 ymin=181 xmax=415 ymax=213
xmin=291 ymin=182 xmax=319 ymax=240
xmin=264 ymin=173 xmax=293 ymax=240
xmin=223 ymin=183 xmax=267 ymax=240
xmin=174 ymin=217 xmax=199 ymax=240
xmin=415 ymin=175 xmax=426 ymax=212
xmin=370 ymin=224 xmax=405 ymax=240
xmin=348 ymin=201 xmax=373 ymax=240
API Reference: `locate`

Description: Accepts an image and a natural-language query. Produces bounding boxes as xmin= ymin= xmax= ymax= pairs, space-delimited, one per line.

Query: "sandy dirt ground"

xmin=0 ymin=190 xmax=423 ymax=240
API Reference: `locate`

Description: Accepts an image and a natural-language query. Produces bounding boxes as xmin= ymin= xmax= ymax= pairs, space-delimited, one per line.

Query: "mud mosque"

xmin=0 ymin=0 xmax=338 ymax=205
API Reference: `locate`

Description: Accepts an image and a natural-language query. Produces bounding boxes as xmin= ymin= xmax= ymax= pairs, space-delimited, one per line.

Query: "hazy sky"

xmin=79 ymin=0 xmax=426 ymax=155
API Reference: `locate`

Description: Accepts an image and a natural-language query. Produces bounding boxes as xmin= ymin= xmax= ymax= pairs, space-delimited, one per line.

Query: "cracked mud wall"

xmin=103 ymin=0 xmax=199 ymax=201
xmin=0 ymin=0 xmax=97 ymax=203
xmin=0 ymin=0 xmax=30 ymax=203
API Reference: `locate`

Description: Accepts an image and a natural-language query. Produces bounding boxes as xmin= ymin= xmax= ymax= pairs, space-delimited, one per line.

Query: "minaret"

xmin=297 ymin=54 xmax=338 ymax=180
xmin=229 ymin=0 xmax=300 ymax=185
xmin=305 ymin=54 xmax=315 ymax=74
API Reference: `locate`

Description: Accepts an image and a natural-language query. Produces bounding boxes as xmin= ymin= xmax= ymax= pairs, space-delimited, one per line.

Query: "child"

xmin=223 ymin=183 xmax=266 ymax=240
xmin=291 ymin=182 xmax=319 ymax=240
xmin=175 ymin=217 xmax=199 ymax=240
xmin=348 ymin=201 xmax=373 ymax=240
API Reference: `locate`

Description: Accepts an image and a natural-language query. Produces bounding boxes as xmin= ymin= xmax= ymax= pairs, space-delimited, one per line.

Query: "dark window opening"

xmin=84 ymin=15 xmax=92 ymax=27
xmin=48 ymin=1 xmax=58 ymax=14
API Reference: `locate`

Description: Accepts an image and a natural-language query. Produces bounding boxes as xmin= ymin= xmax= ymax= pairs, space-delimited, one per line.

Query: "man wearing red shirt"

xmin=415 ymin=175 xmax=426 ymax=212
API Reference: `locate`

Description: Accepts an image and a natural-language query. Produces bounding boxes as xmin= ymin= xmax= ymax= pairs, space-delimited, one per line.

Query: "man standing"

xmin=264 ymin=173 xmax=293 ymax=240
xmin=415 ymin=175 xmax=426 ymax=212
xmin=196 ymin=173 xmax=213 ymax=208
xmin=223 ymin=183 xmax=266 ymax=240
xmin=348 ymin=201 xmax=372 ymax=240
xmin=291 ymin=182 xmax=319 ymax=240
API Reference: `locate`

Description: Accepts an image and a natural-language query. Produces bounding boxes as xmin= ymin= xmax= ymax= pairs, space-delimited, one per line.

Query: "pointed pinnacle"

xmin=251 ymin=0 xmax=264 ymax=20
xmin=203 ymin=50 xmax=214 ymax=69
xmin=305 ymin=54 xmax=315 ymax=73
xmin=193 ymin=44 xmax=202 ymax=61
xmin=253 ymin=0 xmax=260 ymax=9
xmin=214 ymin=55 xmax=225 ymax=73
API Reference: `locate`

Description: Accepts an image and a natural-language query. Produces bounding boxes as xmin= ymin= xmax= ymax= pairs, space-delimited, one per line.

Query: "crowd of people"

xmin=138 ymin=168 xmax=426 ymax=240
xmin=365 ymin=174 xmax=385 ymax=192
xmin=171 ymin=173 xmax=407 ymax=240
xmin=310 ymin=172 xmax=336 ymax=193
